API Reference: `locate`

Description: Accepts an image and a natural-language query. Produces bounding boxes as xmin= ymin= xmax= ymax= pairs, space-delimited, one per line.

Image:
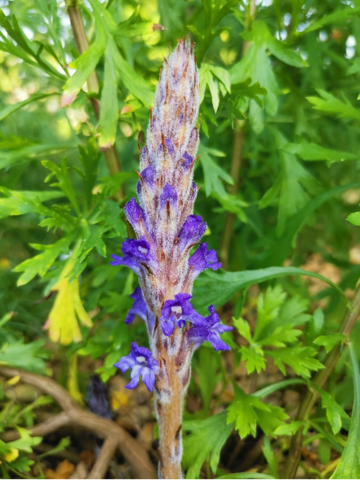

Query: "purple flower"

xmin=165 ymin=138 xmax=175 ymax=156
xmin=160 ymin=183 xmax=178 ymax=210
xmin=178 ymin=215 xmax=206 ymax=251
xmin=124 ymin=198 xmax=145 ymax=236
xmin=189 ymin=243 xmax=222 ymax=278
xmin=125 ymin=287 xmax=147 ymax=324
xmin=187 ymin=305 xmax=233 ymax=351
xmin=182 ymin=152 xmax=193 ymax=169
xmin=110 ymin=237 xmax=158 ymax=276
xmin=114 ymin=342 xmax=159 ymax=391
xmin=160 ymin=293 xmax=204 ymax=336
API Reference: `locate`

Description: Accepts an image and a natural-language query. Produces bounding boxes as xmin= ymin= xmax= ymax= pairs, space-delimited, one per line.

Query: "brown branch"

xmin=66 ymin=3 xmax=125 ymax=200
xmin=88 ymin=435 xmax=119 ymax=479
xmin=282 ymin=283 xmax=360 ymax=478
xmin=0 ymin=367 xmax=156 ymax=479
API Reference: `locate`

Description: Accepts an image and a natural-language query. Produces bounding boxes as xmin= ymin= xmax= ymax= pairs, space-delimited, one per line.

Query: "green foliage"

xmin=183 ymin=412 xmax=233 ymax=479
xmin=331 ymin=345 xmax=360 ymax=479
xmin=1 ymin=0 xmax=360 ymax=477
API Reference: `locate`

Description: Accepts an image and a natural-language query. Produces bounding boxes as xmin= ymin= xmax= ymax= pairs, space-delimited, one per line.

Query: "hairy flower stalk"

xmin=111 ymin=39 xmax=232 ymax=479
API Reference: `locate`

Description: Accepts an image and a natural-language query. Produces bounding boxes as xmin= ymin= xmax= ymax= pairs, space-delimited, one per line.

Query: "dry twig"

xmin=0 ymin=366 xmax=156 ymax=479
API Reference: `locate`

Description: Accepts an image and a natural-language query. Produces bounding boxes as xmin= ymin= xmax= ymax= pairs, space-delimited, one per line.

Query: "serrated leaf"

xmin=13 ymin=235 xmax=74 ymax=286
xmin=281 ymin=141 xmax=358 ymax=164
xmin=266 ymin=345 xmax=324 ymax=378
xmin=199 ymin=145 xmax=233 ymax=197
xmin=307 ymin=89 xmax=360 ymax=121
xmin=0 ymin=340 xmax=49 ymax=374
xmin=183 ymin=412 xmax=233 ymax=479
xmin=315 ymin=386 xmax=349 ymax=435
xmin=313 ymin=333 xmax=346 ymax=353
xmin=273 ymin=421 xmax=303 ymax=436
xmin=0 ymin=187 xmax=63 ymax=219
xmin=227 ymin=384 xmax=289 ymax=439
xmin=260 ymin=130 xmax=321 ymax=236
xmin=302 ymin=6 xmax=360 ymax=34
xmin=240 ymin=345 xmax=266 ymax=374
xmin=45 ymin=255 xmax=92 ymax=345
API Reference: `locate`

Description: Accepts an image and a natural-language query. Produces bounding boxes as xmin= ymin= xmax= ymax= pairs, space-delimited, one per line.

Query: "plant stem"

xmin=219 ymin=0 xmax=255 ymax=269
xmin=155 ymin=331 xmax=186 ymax=479
xmin=66 ymin=4 xmax=124 ymax=199
xmin=282 ymin=284 xmax=360 ymax=479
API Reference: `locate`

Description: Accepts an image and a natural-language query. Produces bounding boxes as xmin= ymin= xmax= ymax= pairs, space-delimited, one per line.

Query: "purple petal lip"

xmin=159 ymin=293 xmax=206 ymax=336
xmin=189 ymin=243 xmax=222 ymax=277
xmin=159 ymin=183 xmax=178 ymax=210
xmin=178 ymin=215 xmax=207 ymax=251
xmin=110 ymin=237 xmax=158 ymax=276
xmin=114 ymin=342 xmax=159 ymax=392
xmin=182 ymin=151 xmax=193 ymax=169
xmin=125 ymin=287 xmax=147 ymax=324
xmin=187 ymin=305 xmax=233 ymax=351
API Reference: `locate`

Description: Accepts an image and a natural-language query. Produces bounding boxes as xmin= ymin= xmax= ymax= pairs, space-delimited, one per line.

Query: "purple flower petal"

xmin=125 ymin=287 xmax=147 ymax=324
xmin=160 ymin=293 xmax=205 ymax=336
xmin=189 ymin=243 xmax=222 ymax=278
xmin=124 ymin=198 xmax=145 ymax=235
xmin=114 ymin=342 xmax=159 ymax=392
xmin=165 ymin=137 xmax=175 ymax=156
xmin=187 ymin=305 xmax=233 ymax=351
xmin=110 ymin=237 xmax=158 ymax=276
xmin=178 ymin=215 xmax=207 ymax=251
xmin=159 ymin=183 xmax=178 ymax=210
xmin=182 ymin=151 xmax=193 ymax=169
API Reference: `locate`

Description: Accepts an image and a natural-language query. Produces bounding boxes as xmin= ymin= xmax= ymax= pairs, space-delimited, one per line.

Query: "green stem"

xmin=66 ymin=3 xmax=124 ymax=200
xmin=282 ymin=283 xmax=360 ymax=479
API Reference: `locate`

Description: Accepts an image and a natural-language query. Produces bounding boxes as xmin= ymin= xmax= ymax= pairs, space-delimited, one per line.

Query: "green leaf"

xmin=227 ymin=384 xmax=289 ymax=438
xmin=313 ymin=333 xmax=346 ymax=353
xmin=0 ymin=188 xmax=63 ymax=219
xmin=0 ymin=340 xmax=49 ymax=374
xmin=273 ymin=421 xmax=303 ymax=436
xmin=13 ymin=235 xmax=74 ymax=286
xmin=0 ymin=92 xmax=59 ymax=122
xmin=266 ymin=345 xmax=324 ymax=378
xmin=42 ymin=158 xmax=81 ymax=217
xmin=193 ymin=266 xmax=347 ymax=315
xmin=307 ymin=89 xmax=360 ymax=122
xmin=262 ymin=437 xmax=278 ymax=478
xmin=260 ymin=130 xmax=320 ymax=236
xmin=62 ymin=15 xmax=106 ymax=101
xmin=218 ymin=474 xmax=274 ymax=479
xmin=199 ymin=145 xmax=233 ymax=197
xmin=256 ymin=182 xmax=360 ymax=268
xmin=194 ymin=348 xmax=222 ymax=414
xmin=0 ymin=143 xmax=75 ymax=170
xmin=267 ymin=37 xmax=308 ymax=68
xmin=347 ymin=212 xmax=360 ymax=226
xmin=99 ymin=44 xmax=119 ymax=149
xmin=302 ymin=6 xmax=360 ymax=34
xmin=78 ymin=138 xmax=100 ymax=208
xmin=281 ymin=141 xmax=358 ymax=164
xmin=183 ymin=412 xmax=233 ymax=479
xmin=331 ymin=345 xmax=360 ymax=478
xmin=315 ymin=386 xmax=349 ymax=435
xmin=239 ymin=345 xmax=266 ymax=374
xmin=253 ymin=379 xmax=308 ymax=399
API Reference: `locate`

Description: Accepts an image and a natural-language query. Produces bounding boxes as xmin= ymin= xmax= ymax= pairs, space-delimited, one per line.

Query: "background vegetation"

xmin=1 ymin=0 xmax=360 ymax=478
